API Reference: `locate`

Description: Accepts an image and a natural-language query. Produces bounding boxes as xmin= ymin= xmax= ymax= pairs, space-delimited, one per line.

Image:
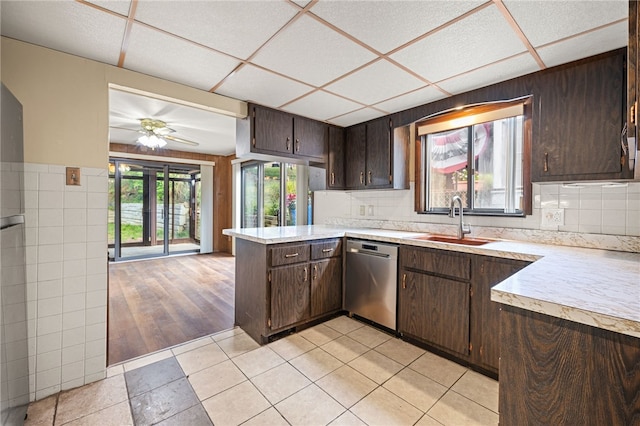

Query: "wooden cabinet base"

xmin=499 ymin=305 xmax=640 ymax=425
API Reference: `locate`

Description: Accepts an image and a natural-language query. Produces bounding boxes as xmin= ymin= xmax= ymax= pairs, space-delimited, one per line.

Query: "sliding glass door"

xmin=108 ymin=159 xmax=202 ymax=261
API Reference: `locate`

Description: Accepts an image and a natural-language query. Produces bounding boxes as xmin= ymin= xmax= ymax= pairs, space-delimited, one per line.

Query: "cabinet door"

xmin=533 ymin=52 xmax=624 ymax=181
xmin=294 ymin=116 xmax=327 ymax=159
xmin=345 ymin=124 xmax=366 ymax=189
xmin=365 ymin=118 xmax=392 ymax=188
xmin=253 ymin=105 xmax=293 ymax=155
xmin=399 ymin=270 xmax=470 ymax=355
xmin=471 ymin=257 xmax=529 ymax=371
xmin=310 ymin=257 xmax=342 ymax=317
xmin=270 ymin=264 xmax=310 ymax=330
xmin=328 ymin=126 xmax=345 ymax=189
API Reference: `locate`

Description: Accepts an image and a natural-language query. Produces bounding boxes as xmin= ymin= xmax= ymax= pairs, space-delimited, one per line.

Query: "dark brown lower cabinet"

xmin=310 ymin=258 xmax=342 ymax=317
xmin=398 ymin=245 xmax=531 ymax=377
xmin=270 ymin=264 xmax=310 ymax=330
xmin=399 ymin=270 xmax=470 ymax=356
xmin=234 ymin=238 xmax=342 ymax=344
xmin=471 ymin=256 xmax=531 ymax=372
xmin=499 ymin=304 xmax=640 ymax=425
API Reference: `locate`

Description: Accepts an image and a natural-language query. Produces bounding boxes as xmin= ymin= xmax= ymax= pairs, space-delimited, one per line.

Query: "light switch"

xmin=66 ymin=167 xmax=80 ymax=186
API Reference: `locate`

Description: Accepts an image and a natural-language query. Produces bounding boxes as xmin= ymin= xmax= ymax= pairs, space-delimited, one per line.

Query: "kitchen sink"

xmin=409 ymin=234 xmax=493 ymax=246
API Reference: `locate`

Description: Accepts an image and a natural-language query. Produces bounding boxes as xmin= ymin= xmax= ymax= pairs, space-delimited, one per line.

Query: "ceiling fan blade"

xmin=164 ymin=135 xmax=199 ymax=146
xmin=154 ymin=126 xmax=175 ymax=136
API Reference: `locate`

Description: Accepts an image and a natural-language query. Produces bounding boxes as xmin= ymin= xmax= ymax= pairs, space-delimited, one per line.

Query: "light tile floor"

xmin=25 ymin=317 xmax=499 ymax=426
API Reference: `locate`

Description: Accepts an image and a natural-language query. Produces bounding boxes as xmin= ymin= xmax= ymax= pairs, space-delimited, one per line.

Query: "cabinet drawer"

xmin=270 ymin=244 xmax=310 ymax=266
xmin=400 ymin=247 xmax=470 ymax=281
xmin=311 ymin=239 xmax=342 ymax=260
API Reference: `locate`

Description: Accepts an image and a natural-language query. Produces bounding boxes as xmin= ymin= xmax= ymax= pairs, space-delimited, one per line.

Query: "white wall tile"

xmin=36 ymin=332 xmax=61 ymax=354
xmin=37 ymin=297 xmax=62 ymax=318
xmin=37 ymin=279 xmax=62 ymax=300
xmin=24 ymin=190 xmax=38 ymax=209
xmin=38 ymin=191 xmax=64 ymax=209
xmin=63 ymin=242 xmax=87 ymax=260
xmin=86 ymin=225 xmax=107 ymax=243
xmin=63 ymin=276 xmax=86 ymax=295
xmin=38 ymin=227 xmax=63 ymax=245
xmin=61 ymin=361 xmax=84 ymax=384
xmin=85 ymin=339 xmax=104 ymax=359
xmin=86 ymin=290 xmax=106 ymax=309
xmin=35 ymin=367 xmax=61 ymax=391
xmin=87 ymin=192 xmax=107 ymax=210
xmin=87 ymin=208 xmax=107 ymax=226
xmin=48 ymin=165 xmax=65 ymax=174
xmin=37 ymin=262 xmax=62 ymax=281
xmin=38 ymin=244 xmax=63 ymax=263
xmin=37 ymin=315 xmax=62 ymax=336
xmin=23 ymin=172 xmax=39 ymax=191
xmin=86 ymin=242 xmax=107 ymax=260
xmin=85 ymin=307 xmax=106 ymax=326
xmin=63 ymin=209 xmax=87 ymax=227
xmin=86 ymin=258 xmax=106 ymax=275
xmin=63 ymin=225 xmax=87 ymax=243
xmin=62 ymin=344 xmax=85 ymax=365
xmin=64 ymin=260 xmax=87 ymax=278
xmin=63 ymin=293 xmax=85 ymax=313
xmin=62 ymin=326 xmax=85 ymax=348
xmin=38 ymin=208 xmax=63 ymax=227
xmin=35 ymin=350 xmax=61 ymax=374
xmin=62 ymin=310 xmax=86 ymax=332
xmin=86 ymin=274 xmax=107 ymax=292
xmin=84 ymin=355 xmax=106 ymax=376
xmin=38 ymin=174 xmax=64 ymax=192
xmin=85 ymin=322 xmax=106 ymax=342
xmin=64 ymin=192 xmax=87 ymax=209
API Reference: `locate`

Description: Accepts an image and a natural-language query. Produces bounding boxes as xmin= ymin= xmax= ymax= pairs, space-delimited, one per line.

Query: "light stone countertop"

xmin=223 ymin=225 xmax=640 ymax=339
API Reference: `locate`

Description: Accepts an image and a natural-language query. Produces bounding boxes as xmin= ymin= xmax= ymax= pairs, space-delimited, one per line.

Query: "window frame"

xmin=414 ymin=97 xmax=533 ymax=216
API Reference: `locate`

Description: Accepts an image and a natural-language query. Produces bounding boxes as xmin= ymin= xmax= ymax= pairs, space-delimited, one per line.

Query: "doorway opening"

xmin=108 ymin=158 xmax=202 ymax=261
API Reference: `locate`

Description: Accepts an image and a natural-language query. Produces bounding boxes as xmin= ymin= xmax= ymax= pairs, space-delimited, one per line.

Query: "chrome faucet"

xmin=449 ymin=195 xmax=471 ymax=239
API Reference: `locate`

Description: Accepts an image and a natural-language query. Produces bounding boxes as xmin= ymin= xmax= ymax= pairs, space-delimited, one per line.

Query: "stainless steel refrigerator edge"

xmin=1 ymin=83 xmax=30 ymax=425
xmin=344 ymin=240 xmax=398 ymax=331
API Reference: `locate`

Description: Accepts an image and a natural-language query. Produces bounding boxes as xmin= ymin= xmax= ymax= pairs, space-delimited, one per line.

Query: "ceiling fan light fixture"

xmin=137 ymin=132 xmax=167 ymax=149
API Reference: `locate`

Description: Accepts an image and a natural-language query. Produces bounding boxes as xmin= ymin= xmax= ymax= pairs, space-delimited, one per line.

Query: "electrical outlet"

xmin=541 ymin=208 xmax=564 ymax=228
xmin=367 ymin=205 xmax=374 ymax=216
xmin=359 ymin=205 xmax=365 ymax=216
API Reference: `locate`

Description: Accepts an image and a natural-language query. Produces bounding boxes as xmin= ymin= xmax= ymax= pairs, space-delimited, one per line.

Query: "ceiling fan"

xmin=114 ymin=118 xmax=199 ymax=149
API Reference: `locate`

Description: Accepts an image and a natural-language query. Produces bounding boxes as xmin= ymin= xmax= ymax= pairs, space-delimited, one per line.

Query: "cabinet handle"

xmin=296 ymin=138 xmax=300 ymax=152
xmin=252 ymin=137 xmax=256 ymax=147
xmin=368 ymin=171 xmax=372 ymax=184
xmin=402 ymin=273 xmax=406 ymax=289
xmin=313 ymin=265 xmax=318 ymax=280
xmin=322 ymin=248 xmax=333 ymax=253
xmin=544 ymin=152 xmax=548 ymax=172
xmin=331 ymin=172 xmax=335 ymax=185
xmin=304 ymin=267 xmax=308 ymax=282
xmin=286 ymin=137 xmax=291 ymax=151
xmin=360 ymin=171 xmax=364 ymax=184
xmin=285 ymin=252 xmax=299 ymax=258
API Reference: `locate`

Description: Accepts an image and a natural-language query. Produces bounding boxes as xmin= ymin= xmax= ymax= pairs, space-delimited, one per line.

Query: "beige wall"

xmin=1 ymin=37 xmax=246 ymax=168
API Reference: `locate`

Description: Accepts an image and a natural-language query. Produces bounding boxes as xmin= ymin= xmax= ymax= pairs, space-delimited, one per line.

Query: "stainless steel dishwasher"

xmin=345 ymin=239 xmax=398 ymax=331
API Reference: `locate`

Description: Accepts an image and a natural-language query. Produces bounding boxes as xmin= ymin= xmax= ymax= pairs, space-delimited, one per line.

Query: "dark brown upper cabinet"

xmin=532 ymin=50 xmax=626 ymax=181
xmin=344 ymin=117 xmax=409 ymax=190
xmin=327 ymin=125 xmax=346 ymax=189
xmin=628 ymin=1 xmax=638 ymax=159
xmin=236 ymin=104 xmax=327 ymax=162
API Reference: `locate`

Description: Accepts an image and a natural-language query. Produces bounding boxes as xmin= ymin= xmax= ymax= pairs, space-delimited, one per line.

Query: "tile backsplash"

xmin=314 ymin=182 xmax=640 ymax=248
xmin=23 ymin=163 xmax=108 ymax=400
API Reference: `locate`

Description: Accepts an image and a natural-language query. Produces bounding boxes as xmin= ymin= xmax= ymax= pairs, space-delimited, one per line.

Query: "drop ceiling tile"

xmin=215 ymin=64 xmax=314 ymax=109
xmin=325 ymin=60 xmax=426 ymax=106
xmin=251 ymin=14 xmax=378 ymax=87
xmin=504 ymin=0 xmax=627 ymax=47
xmin=390 ymin=4 xmax=526 ymax=83
xmin=282 ymin=91 xmax=362 ymax=122
xmin=0 ymin=0 xmax=125 ymax=65
xmin=85 ymin=0 xmax=131 ymax=16
xmin=328 ymin=108 xmax=386 ymax=127
xmin=135 ymin=0 xmax=298 ymax=60
xmin=124 ymin=23 xmax=241 ymax=91
xmin=438 ymin=53 xmax=540 ymax=95
xmin=373 ymin=86 xmax=447 ymax=115
xmin=537 ymin=21 xmax=627 ymax=68
xmin=310 ymin=0 xmax=483 ymax=54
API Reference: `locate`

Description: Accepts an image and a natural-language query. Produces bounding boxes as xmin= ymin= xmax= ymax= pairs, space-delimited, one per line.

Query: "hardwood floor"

xmin=108 ymin=253 xmax=235 ymax=365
